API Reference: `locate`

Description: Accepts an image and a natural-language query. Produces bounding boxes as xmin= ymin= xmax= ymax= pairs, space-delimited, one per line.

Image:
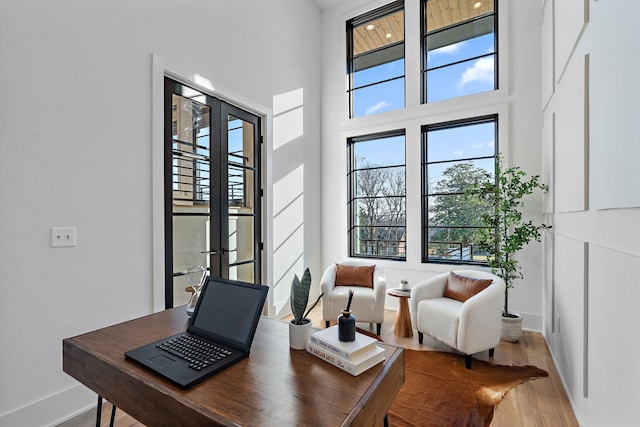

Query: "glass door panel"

xmin=169 ymin=91 xmax=213 ymax=307
xmin=172 ymin=213 xmax=210 ymax=306
xmin=224 ymin=111 xmax=259 ymax=284
xmin=172 ymin=94 xmax=211 ymax=204
xmin=228 ymin=166 xmax=255 ymax=212
xmin=229 ymin=263 xmax=255 ymax=283
xmin=228 ymin=116 xmax=255 ymax=168
xmin=228 ymin=215 xmax=255 ymax=261
xmin=165 ymin=78 xmax=261 ymax=308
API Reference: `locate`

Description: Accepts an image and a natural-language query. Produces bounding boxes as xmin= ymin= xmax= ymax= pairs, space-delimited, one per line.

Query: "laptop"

xmin=125 ymin=276 xmax=268 ymax=389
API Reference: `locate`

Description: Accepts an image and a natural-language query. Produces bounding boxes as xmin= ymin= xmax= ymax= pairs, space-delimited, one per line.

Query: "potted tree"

xmin=472 ymin=156 xmax=550 ymax=342
xmin=289 ymin=268 xmax=323 ymax=349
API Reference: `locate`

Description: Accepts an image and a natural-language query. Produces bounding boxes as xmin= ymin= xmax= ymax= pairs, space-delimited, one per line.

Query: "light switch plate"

xmin=51 ymin=227 xmax=77 ymax=247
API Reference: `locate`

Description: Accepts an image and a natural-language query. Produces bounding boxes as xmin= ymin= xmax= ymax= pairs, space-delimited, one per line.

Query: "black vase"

xmin=338 ymin=310 xmax=356 ymax=342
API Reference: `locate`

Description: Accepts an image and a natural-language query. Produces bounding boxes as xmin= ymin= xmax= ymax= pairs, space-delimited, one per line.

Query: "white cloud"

xmin=430 ymin=42 xmax=465 ymax=55
xmin=457 ymin=57 xmax=494 ymax=88
xmin=366 ymin=101 xmax=391 ymax=115
xmin=427 ymin=41 xmax=465 ymax=62
xmin=438 ymin=41 xmax=465 ymax=54
xmin=453 ymin=150 xmax=464 ymax=157
xmin=468 ymin=140 xmax=496 ymax=152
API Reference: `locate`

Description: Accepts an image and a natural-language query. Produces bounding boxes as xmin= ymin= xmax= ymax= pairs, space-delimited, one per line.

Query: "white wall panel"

xmin=542 ymin=230 xmax=554 ymax=340
xmin=554 ymin=0 xmax=587 ymax=81
xmin=541 ymin=0 xmax=554 ymax=108
xmin=541 ymin=1 xmax=640 ymax=425
xmin=555 ymin=54 xmax=588 ymax=212
xmin=589 ymin=0 xmax=640 ymax=209
xmin=542 ymin=111 xmax=555 ymax=214
xmin=552 ymin=234 xmax=586 ymax=403
xmin=587 ymin=245 xmax=640 ymax=425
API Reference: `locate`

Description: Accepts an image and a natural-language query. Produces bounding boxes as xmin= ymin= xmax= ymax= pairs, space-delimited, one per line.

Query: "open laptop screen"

xmin=189 ymin=277 xmax=267 ymax=352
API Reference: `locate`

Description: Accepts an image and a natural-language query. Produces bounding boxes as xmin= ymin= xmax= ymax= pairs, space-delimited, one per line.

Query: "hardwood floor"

xmin=59 ymin=308 xmax=578 ymax=427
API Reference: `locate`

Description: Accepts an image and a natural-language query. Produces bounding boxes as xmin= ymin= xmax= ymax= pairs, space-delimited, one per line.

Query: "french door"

xmin=164 ymin=77 xmax=262 ymax=308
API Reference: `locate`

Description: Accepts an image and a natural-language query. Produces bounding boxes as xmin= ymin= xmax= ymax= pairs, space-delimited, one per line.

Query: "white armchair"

xmin=319 ymin=261 xmax=387 ymax=335
xmin=409 ymin=270 xmax=504 ymax=368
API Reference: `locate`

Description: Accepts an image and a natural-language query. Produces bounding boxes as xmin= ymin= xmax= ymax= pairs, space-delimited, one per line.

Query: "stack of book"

xmin=306 ymin=326 xmax=385 ymax=376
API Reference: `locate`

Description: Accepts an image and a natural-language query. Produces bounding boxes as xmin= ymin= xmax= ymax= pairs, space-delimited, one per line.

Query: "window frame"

xmin=421 ymin=114 xmax=499 ymax=266
xmin=346 ymin=0 xmax=405 ymax=119
xmin=421 ymin=0 xmax=499 ymax=104
xmin=348 ymin=129 xmax=407 ymax=261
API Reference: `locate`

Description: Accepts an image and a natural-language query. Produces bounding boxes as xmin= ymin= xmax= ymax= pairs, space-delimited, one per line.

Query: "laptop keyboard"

xmin=157 ymin=334 xmax=232 ymax=371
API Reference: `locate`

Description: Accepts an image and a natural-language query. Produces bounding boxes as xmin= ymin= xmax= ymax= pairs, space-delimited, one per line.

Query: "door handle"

xmin=201 ymin=248 xmax=232 ymax=254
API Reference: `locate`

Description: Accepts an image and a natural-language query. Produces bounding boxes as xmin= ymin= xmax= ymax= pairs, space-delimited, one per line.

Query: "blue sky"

xmin=353 ymin=33 xmax=495 ymax=116
xmin=353 ymin=33 xmax=496 ymax=184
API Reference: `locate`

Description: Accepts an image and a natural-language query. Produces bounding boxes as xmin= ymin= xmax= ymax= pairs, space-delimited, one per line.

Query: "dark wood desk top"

xmin=63 ymin=308 xmax=404 ymax=426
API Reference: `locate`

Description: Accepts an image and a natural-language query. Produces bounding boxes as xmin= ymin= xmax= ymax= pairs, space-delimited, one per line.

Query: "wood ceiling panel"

xmin=352 ymin=0 xmax=494 ymax=57
xmin=353 ymin=10 xmax=405 ymax=56
xmin=425 ymin=0 xmax=494 ymax=32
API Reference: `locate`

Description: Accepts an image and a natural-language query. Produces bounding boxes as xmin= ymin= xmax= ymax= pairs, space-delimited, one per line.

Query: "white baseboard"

xmin=0 ymin=384 xmax=96 ymax=427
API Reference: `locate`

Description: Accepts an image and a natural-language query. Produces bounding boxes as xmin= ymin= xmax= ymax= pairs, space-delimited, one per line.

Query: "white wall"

xmin=542 ymin=0 xmax=640 ymax=425
xmin=0 ymin=0 xmax=321 ymax=425
xmin=319 ymin=0 xmax=546 ymax=329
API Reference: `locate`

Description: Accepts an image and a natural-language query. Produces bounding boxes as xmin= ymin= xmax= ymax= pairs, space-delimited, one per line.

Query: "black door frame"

xmin=163 ymin=77 xmax=262 ymax=309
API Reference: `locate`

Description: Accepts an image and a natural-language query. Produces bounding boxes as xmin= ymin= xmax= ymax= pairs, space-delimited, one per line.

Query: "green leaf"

xmin=290 ymin=268 xmax=312 ymax=324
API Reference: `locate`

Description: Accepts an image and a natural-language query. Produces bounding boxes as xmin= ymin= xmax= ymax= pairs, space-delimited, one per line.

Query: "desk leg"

xmin=96 ymin=396 xmax=102 ymax=427
xmin=110 ymin=405 xmax=117 ymax=426
xmin=96 ymin=395 xmax=117 ymax=427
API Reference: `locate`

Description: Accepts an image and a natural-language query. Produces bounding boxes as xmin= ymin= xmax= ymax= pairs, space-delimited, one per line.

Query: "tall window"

xmin=348 ymin=131 xmax=406 ymax=259
xmin=347 ymin=1 xmax=405 ymax=118
xmin=422 ymin=0 xmax=498 ymax=103
xmin=422 ymin=115 xmax=497 ymax=264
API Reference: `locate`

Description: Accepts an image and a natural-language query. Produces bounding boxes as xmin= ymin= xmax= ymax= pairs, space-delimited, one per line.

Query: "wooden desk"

xmin=63 ymin=308 xmax=404 ymax=426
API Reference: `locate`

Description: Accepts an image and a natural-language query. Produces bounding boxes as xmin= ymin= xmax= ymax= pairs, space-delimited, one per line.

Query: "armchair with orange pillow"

xmin=409 ymin=270 xmax=504 ymax=368
xmin=319 ymin=260 xmax=387 ymax=335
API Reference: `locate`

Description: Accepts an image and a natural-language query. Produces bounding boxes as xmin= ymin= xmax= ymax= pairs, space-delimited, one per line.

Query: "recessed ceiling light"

xmin=366 ymin=24 xmax=375 ymax=31
xmin=386 ymin=33 xmax=392 ymax=39
xmin=474 ymin=2 xmax=482 ymax=9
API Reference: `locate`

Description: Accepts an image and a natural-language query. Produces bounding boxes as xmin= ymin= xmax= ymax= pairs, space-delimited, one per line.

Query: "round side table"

xmin=387 ymin=288 xmax=413 ymax=338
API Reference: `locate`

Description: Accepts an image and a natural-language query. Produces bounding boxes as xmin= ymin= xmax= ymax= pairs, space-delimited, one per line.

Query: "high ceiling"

xmin=425 ymin=0 xmax=494 ymax=31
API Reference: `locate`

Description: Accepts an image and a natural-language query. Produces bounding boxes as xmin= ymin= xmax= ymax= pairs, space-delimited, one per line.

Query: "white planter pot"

xmin=289 ymin=319 xmax=312 ymax=350
xmin=501 ymin=314 xmax=523 ymax=342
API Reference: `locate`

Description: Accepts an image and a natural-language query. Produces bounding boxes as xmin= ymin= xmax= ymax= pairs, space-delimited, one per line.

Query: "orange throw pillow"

xmin=335 ymin=264 xmax=375 ymax=288
xmin=443 ymin=271 xmax=493 ymax=302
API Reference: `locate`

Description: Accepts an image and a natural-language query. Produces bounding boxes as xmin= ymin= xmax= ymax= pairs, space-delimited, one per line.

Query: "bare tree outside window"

xmin=349 ymin=132 xmax=406 ymax=259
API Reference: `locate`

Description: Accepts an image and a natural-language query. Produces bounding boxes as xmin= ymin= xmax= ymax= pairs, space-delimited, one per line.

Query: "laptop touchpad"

xmin=149 ymin=354 xmax=175 ymax=367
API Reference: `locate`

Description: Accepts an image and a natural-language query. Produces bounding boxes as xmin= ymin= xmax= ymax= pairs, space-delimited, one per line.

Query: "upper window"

xmin=347 ymin=1 xmax=405 ymax=118
xmin=348 ymin=130 xmax=406 ymax=260
xmin=422 ymin=0 xmax=497 ymax=103
xmin=422 ymin=115 xmax=497 ymax=264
